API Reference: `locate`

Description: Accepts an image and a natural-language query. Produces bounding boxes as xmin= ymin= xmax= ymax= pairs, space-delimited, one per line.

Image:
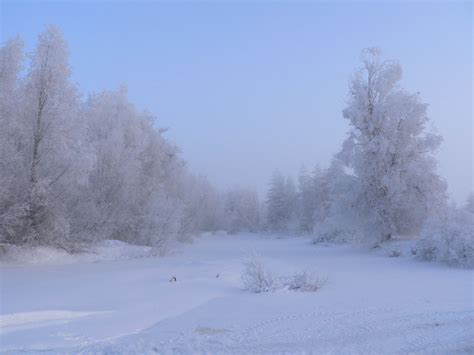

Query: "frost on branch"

xmin=241 ymin=252 xmax=275 ymax=293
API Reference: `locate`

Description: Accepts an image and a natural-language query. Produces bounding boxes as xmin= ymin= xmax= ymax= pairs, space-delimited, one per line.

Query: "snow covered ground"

xmin=1 ymin=233 xmax=473 ymax=354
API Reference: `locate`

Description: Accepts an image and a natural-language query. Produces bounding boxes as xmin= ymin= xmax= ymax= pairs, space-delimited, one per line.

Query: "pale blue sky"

xmin=1 ymin=1 xmax=472 ymax=202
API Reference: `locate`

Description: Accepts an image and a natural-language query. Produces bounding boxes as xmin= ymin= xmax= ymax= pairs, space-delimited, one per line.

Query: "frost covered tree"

xmin=266 ymin=171 xmax=297 ymax=232
xmin=74 ymin=87 xmax=225 ymax=248
xmin=21 ymin=26 xmax=91 ymax=248
xmin=1 ymin=27 xmax=90 ymax=248
xmin=169 ymin=173 xmax=223 ymax=242
xmin=75 ymin=88 xmax=155 ymax=243
xmin=178 ymin=174 xmax=224 ymax=235
xmin=0 ymin=37 xmax=25 ymax=244
xmin=0 ymin=27 xmax=224 ymax=253
xmin=296 ymin=165 xmax=329 ymax=234
xmin=464 ymin=193 xmax=474 ymax=214
xmin=311 ymin=158 xmax=364 ymax=243
xmin=338 ymin=48 xmax=447 ymax=243
xmin=223 ymin=188 xmax=260 ymax=233
xmin=282 ymin=176 xmax=297 ymax=232
xmin=296 ymin=166 xmax=314 ymax=233
xmin=74 ymin=87 xmax=191 ymax=247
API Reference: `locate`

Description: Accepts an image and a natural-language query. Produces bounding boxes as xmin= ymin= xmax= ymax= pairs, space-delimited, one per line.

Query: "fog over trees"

xmin=0 ymin=26 xmax=472 ymax=265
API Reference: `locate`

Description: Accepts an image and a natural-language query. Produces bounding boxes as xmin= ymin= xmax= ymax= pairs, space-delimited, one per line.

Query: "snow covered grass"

xmin=1 ymin=233 xmax=472 ymax=354
xmin=0 ymin=239 xmax=153 ymax=265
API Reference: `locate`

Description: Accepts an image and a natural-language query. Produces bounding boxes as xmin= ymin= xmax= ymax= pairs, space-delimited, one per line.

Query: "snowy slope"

xmin=1 ymin=234 xmax=472 ymax=353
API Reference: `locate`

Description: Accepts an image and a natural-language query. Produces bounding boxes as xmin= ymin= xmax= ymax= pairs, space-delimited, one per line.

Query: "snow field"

xmin=1 ymin=233 xmax=472 ymax=353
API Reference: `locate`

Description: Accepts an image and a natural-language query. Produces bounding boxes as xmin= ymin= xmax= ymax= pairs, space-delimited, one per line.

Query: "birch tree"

xmin=0 ymin=37 xmax=25 ymax=243
xmin=339 ymin=48 xmax=447 ymax=243
xmin=1 ymin=27 xmax=90 ymax=248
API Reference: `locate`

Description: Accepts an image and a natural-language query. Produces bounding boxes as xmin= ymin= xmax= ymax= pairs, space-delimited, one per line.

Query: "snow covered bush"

xmin=388 ymin=249 xmax=401 ymax=258
xmin=241 ymin=252 xmax=327 ymax=293
xmin=312 ymin=216 xmax=363 ymax=244
xmin=414 ymin=207 xmax=474 ymax=267
xmin=241 ymin=252 xmax=275 ymax=293
xmin=285 ymin=270 xmax=327 ymax=292
xmin=313 ymin=223 xmax=354 ymax=244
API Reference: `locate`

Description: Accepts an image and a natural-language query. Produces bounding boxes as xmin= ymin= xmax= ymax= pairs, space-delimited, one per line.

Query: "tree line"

xmin=1 ymin=28 xmax=471 ymax=264
xmin=0 ymin=26 xmax=230 ymax=251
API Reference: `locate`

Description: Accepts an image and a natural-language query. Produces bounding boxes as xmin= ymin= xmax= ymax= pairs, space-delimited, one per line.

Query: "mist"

xmin=1 ymin=2 xmax=473 ymax=353
xmin=2 ymin=1 xmax=471 ymax=203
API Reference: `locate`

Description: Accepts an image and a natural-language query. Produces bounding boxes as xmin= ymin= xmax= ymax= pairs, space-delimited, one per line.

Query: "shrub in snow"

xmin=414 ymin=208 xmax=474 ymax=267
xmin=285 ymin=270 xmax=327 ymax=292
xmin=312 ymin=225 xmax=348 ymax=244
xmin=241 ymin=252 xmax=275 ymax=293
xmin=312 ymin=220 xmax=361 ymax=244
xmin=241 ymin=252 xmax=327 ymax=293
xmin=388 ymin=249 xmax=401 ymax=258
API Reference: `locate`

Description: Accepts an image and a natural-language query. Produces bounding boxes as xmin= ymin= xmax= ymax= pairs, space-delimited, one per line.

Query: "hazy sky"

xmin=1 ymin=1 xmax=472 ymax=203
